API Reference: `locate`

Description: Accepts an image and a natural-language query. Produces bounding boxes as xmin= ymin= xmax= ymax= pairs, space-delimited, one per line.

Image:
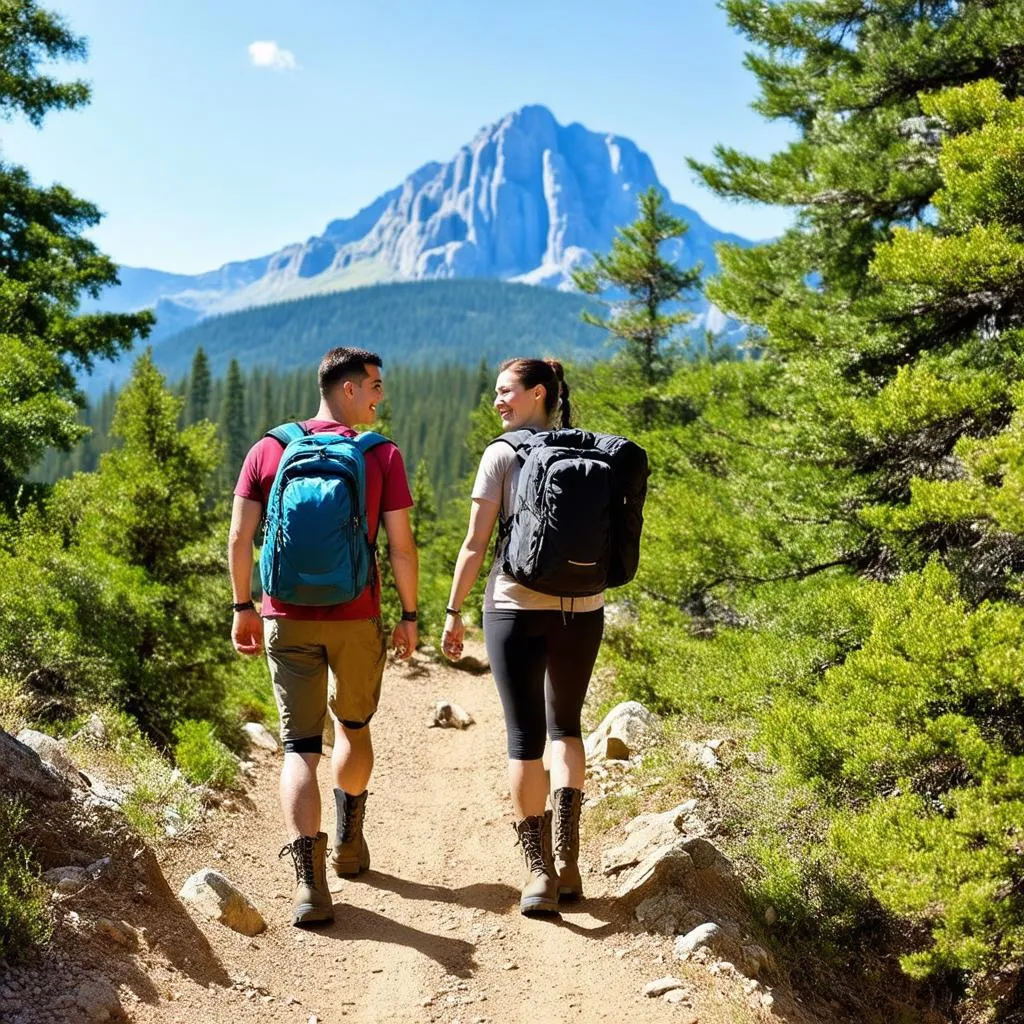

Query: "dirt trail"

xmin=117 ymin=644 xmax=775 ymax=1024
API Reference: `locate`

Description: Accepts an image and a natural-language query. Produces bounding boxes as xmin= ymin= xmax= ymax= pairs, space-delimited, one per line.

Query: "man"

xmin=228 ymin=346 xmax=418 ymax=926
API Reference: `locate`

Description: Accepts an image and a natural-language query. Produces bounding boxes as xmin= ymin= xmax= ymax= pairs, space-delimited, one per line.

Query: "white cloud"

xmin=248 ymin=41 xmax=298 ymax=72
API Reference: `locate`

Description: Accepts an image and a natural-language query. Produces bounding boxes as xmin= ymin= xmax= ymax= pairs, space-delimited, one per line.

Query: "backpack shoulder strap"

xmin=265 ymin=422 xmax=309 ymax=447
xmin=489 ymin=428 xmax=535 ymax=452
xmin=352 ymin=430 xmax=391 ymax=455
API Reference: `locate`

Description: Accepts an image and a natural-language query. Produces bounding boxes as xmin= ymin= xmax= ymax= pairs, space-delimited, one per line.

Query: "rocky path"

xmin=2 ymin=643 xmax=786 ymax=1024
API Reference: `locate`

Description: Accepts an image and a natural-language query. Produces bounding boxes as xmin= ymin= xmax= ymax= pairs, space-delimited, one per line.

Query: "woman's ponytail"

xmin=544 ymin=359 xmax=572 ymax=428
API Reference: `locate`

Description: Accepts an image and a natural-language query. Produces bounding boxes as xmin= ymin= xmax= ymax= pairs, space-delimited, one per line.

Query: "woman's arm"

xmin=442 ymin=496 xmax=500 ymax=659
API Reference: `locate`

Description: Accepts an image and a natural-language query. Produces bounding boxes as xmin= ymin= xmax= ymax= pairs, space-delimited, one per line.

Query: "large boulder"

xmin=16 ymin=728 xmax=85 ymax=789
xmin=0 ymin=727 xmax=69 ymax=801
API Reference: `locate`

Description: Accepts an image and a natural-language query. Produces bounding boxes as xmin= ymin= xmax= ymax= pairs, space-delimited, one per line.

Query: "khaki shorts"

xmin=264 ymin=617 xmax=387 ymax=751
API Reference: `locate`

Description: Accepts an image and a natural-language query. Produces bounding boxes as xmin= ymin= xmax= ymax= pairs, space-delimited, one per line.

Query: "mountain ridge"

xmin=94 ymin=104 xmax=750 ymax=337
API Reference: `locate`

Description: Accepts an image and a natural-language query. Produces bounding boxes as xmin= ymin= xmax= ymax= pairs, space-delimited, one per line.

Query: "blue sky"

xmin=2 ymin=1 xmax=794 ymax=274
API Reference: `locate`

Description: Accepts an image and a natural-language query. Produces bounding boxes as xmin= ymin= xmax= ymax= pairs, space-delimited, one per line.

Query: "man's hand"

xmin=232 ymin=608 xmax=264 ymax=655
xmin=391 ymin=619 xmax=417 ymax=660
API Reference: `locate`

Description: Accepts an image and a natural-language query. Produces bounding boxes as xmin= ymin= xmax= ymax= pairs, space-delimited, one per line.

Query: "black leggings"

xmin=483 ymin=608 xmax=605 ymax=761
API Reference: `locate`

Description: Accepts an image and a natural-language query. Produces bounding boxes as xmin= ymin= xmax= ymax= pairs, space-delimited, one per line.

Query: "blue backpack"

xmin=259 ymin=423 xmax=389 ymax=606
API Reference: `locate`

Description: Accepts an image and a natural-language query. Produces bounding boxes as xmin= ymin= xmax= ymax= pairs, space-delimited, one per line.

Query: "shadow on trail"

xmin=352 ymin=869 xmax=519 ymax=914
xmin=317 ymin=903 xmax=478 ymax=977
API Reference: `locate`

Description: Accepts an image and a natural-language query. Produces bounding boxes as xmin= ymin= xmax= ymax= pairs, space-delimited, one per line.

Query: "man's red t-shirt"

xmin=234 ymin=420 xmax=413 ymax=621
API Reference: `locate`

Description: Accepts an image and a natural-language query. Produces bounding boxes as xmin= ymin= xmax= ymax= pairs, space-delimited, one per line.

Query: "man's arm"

xmin=228 ymin=495 xmax=264 ymax=655
xmin=382 ymin=507 xmax=418 ymax=660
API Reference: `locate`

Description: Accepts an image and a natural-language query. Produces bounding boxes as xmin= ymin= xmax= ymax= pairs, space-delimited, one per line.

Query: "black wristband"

xmin=400 ymin=609 xmax=418 ymax=622
xmin=231 ymin=600 xmax=255 ymax=613
xmin=445 ymin=607 xmax=461 ymax=616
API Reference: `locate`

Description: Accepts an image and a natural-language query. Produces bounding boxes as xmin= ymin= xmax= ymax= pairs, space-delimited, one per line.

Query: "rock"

xmin=584 ymin=701 xmax=660 ymax=761
xmin=699 ymin=746 xmax=722 ymax=771
xmin=79 ymin=775 xmax=129 ymax=810
xmin=602 ymin=735 xmax=631 ymax=760
xmin=43 ymin=865 xmax=91 ymax=894
xmin=430 ymin=701 xmax=475 ymax=730
xmin=179 ymin=869 xmax=266 ymax=936
xmin=0 ymin=728 xmax=70 ymax=800
xmin=16 ymin=729 xmax=84 ymax=786
xmin=634 ymin=891 xmax=688 ymax=936
xmin=679 ymin=837 xmax=719 ymax=871
xmin=643 ymin=976 xmax=687 ymax=997
xmin=75 ymin=712 xmax=108 ymax=745
xmin=242 ymin=722 xmax=279 ymax=751
xmin=674 ymin=923 xmax=741 ymax=964
xmin=741 ymin=942 xmax=773 ymax=977
xmin=615 ymin=840 xmax=694 ymax=900
xmin=451 ymin=654 xmax=489 ymax=674
xmin=663 ymin=988 xmax=689 ymax=1004
xmin=763 ymin=905 xmax=778 ymax=926
xmin=602 ymin=802 xmax=695 ymax=875
xmin=96 ymin=919 xmax=140 ymax=948
xmin=76 ymin=978 xmax=121 ymax=1021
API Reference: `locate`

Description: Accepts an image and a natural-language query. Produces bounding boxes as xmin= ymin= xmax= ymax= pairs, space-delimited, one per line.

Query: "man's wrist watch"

xmin=445 ymin=606 xmax=461 ymax=617
xmin=231 ymin=600 xmax=255 ymax=613
xmin=400 ymin=609 xmax=418 ymax=622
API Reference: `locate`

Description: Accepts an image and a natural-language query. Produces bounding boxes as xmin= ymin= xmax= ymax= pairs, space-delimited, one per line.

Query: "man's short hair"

xmin=318 ymin=347 xmax=383 ymax=396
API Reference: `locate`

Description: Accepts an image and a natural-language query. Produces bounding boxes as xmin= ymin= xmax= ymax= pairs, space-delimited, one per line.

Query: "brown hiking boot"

xmin=513 ymin=810 xmax=559 ymax=915
xmin=552 ymin=787 xmax=584 ymax=901
xmin=331 ymin=789 xmax=370 ymax=876
xmin=279 ymin=832 xmax=334 ymax=927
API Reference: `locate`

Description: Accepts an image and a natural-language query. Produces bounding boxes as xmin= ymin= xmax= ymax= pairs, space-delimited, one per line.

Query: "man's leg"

xmin=281 ymin=751 xmax=322 ymax=837
xmin=331 ymin=718 xmax=374 ymax=795
xmin=265 ymin=619 xmax=334 ymax=925
xmin=326 ymin=618 xmax=387 ymax=876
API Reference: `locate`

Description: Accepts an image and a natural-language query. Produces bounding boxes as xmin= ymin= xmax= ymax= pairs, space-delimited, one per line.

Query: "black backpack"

xmin=493 ymin=428 xmax=649 ymax=597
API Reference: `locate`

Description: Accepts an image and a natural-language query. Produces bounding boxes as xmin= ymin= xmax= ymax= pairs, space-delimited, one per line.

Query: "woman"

xmin=442 ymin=358 xmax=604 ymax=915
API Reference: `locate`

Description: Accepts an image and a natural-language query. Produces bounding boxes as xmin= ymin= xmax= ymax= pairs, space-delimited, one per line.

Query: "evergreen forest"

xmin=6 ymin=2 xmax=1024 ymax=1019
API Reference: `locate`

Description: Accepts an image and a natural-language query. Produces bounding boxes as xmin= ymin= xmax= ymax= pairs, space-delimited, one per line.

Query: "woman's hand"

xmin=441 ymin=612 xmax=465 ymax=661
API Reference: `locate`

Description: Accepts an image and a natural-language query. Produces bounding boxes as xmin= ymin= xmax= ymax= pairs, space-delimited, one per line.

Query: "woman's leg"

xmin=544 ymin=607 xmax=605 ymax=760
xmin=484 ymin=609 xmax=549 ymax=817
xmin=544 ymin=608 xmax=605 ymax=900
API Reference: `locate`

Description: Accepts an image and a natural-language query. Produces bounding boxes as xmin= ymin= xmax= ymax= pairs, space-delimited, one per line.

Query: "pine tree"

xmin=410 ymin=459 xmax=436 ymax=547
xmin=0 ymin=0 xmax=152 ymax=514
xmin=219 ymin=358 xmax=247 ymax=488
xmin=571 ymin=186 xmax=702 ymax=389
xmin=186 ymin=346 xmax=211 ymax=424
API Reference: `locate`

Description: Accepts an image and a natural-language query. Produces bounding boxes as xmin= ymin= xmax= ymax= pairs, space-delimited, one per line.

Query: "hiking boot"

xmin=552 ymin=787 xmax=584 ymax=901
xmin=331 ymin=788 xmax=370 ymax=876
xmin=279 ymin=832 xmax=334 ymax=927
xmin=513 ymin=810 xmax=559 ymax=915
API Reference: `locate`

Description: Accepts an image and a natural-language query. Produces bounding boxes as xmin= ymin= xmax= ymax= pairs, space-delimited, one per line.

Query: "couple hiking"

xmin=228 ymin=345 xmax=647 ymax=925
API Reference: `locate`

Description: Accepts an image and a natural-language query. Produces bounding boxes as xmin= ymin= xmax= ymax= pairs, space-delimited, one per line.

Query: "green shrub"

xmin=0 ymin=797 xmax=52 ymax=961
xmin=173 ymin=719 xmax=239 ymax=789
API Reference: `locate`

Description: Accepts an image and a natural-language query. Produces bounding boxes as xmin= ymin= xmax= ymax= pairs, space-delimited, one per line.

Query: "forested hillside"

xmin=40 ymin=358 xmax=489 ymax=498
xmin=87 ymin=279 xmax=612 ymax=391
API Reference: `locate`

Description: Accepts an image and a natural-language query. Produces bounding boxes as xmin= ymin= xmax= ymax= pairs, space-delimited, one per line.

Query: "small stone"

xmin=663 ymin=989 xmax=689 ymax=1004
xmin=763 ymin=905 xmax=778 ymax=925
xmin=430 ymin=701 xmax=474 ymax=729
xmin=242 ymin=722 xmax=279 ymax=751
xmin=643 ymin=977 xmax=686 ymax=997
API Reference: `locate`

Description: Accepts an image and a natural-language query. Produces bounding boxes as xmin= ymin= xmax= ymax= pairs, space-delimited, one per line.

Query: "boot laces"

xmin=555 ymin=791 xmax=575 ymax=850
xmin=279 ymin=836 xmax=315 ymax=885
xmin=516 ymin=821 xmax=547 ymax=875
xmin=342 ymin=800 xmax=364 ymax=843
